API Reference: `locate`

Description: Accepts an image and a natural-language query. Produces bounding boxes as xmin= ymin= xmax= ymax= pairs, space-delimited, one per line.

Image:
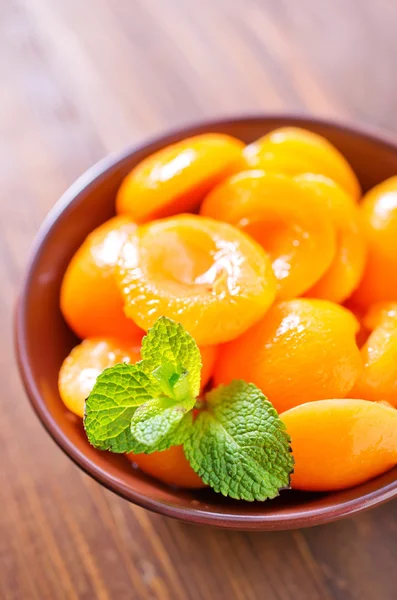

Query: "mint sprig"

xmin=84 ymin=317 xmax=294 ymax=501
xmin=84 ymin=317 xmax=198 ymax=453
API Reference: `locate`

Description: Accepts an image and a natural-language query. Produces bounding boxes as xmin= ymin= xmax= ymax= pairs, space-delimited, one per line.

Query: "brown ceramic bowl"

xmin=15 ymin=116 xmax=397 ymax=530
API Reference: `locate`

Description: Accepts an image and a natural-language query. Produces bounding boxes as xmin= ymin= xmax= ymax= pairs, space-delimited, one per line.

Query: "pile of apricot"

xmin=59 ymin=128 xmax=397 ymax=494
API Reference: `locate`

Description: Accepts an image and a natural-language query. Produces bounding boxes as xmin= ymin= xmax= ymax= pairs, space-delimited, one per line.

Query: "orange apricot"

xmin=214 ymin=299 xmax=362 ymax=414
xmin=60 ymin=216 xmax=143 ymax=341
xmin=352 ymin=177 xmax=397 ymax=307
xmin=127 ymin=445 xmax=206 ymax=488
xmin=243 ymin=127 xmax=361 ymax=200
xmin=350 ymin=316 xmax=397 ymax=406
xmin=116 ymin=214 xmax=276 ymax=346
xmin=296 ymin=174 xmax=366 ymax=303
xmin=281 ymin=399 xmax=397 ymax=491
xmin=59 ymin=338 xmax=141 ymax=417
xmin=201 ymin=171 xmax=336 ymax=299
xmin=116 ymin=134 xmax=245 ymax=223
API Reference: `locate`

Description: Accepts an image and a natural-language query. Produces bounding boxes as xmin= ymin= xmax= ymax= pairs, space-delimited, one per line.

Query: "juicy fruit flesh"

xmin=243 ymin=219 xmax=305 ymax=283
xmin=116 ymin=133 xmax=245 ymax=223
xmin=143 ymin=225 xmax=217 ymax=286
xmin=201 ymin=171 xmax=336 ymax=299
xmin=60 ymin=216 xmax=143 ymax=342
xmin=116 ymin=214 xmax=277 ymax=345
xmin=281 ymin=399 xmax=397 ymax=491
xmin=214 ymin=299 xmax=362 ymax=414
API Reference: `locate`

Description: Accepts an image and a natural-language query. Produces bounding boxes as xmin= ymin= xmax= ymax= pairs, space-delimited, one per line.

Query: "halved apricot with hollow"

xmin=281 ymin=399 xmax=397 ymax=491
xmin=127 ymin=445 xmax=206 ymax=489
xmin=200 ymin=171 xmax=336 ymax=299
xmin=214 ymin=299 xmax=362 ymax=414
xmin=116 ymin=214 xmax=276 ymax=345
xmin=243 ymin=127 xmax=361 ymax=200
xmin=60 ymin=216 xmax=143 ymax=341
xmin=116 ymin=134 xmax=245 ymax=223
xmin=59 ymin=338 xmax=142 ymax=417
xmin=352 ymin=177 xmax=397 ymax=307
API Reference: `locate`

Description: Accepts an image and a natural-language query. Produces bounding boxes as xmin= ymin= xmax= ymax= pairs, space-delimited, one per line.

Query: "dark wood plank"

xmin=2 ymin=0 xmax=397 ymax=598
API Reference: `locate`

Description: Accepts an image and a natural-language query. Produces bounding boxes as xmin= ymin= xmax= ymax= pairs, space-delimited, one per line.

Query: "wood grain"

xmin=2 ymin=0 xmax=397 ymax=598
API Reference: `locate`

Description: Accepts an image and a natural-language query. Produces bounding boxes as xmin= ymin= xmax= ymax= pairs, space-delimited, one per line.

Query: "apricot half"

xmin=58 ymin=338 xmax=141 ymax=417
xmin=281 ymin=399 xmax=397 ymax=491
xmin=60 ymin=216 xmax=143 ymax=341
xmin=116 ymin=214 xmax=276 ymax=345
xmin=243 ymin=127 xmax=361 ymax=200
xmin=116 ymin=134 xmax=244 ymax=223
xmin=201 ymin=171 xmax=336 ymax=299
xmin=353 ymin=177 xmax=397 ymax=307
xmin=214 ymin=299 xmax=362 ymax=414
xmin=297 ymin=174 xmax=366 ymax=303
xmin=127 ymin=446 xmax=205 ymax=489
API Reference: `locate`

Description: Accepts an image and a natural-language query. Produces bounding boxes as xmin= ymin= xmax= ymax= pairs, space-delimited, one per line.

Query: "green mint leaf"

xmin=129 ymin=397 xmax=195 ymax=453
xmin=141 ymin=317 xmax=202 ymax=398
xmin=183 ymin=380 xmax=294 ymax=501
xmin=84 ymin=362 xmax=160 ymax=452
xmin=151 ymin=361 xmax=188 ymax=400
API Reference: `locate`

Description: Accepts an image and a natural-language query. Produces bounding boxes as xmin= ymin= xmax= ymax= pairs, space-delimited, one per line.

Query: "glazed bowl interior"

xmin=15 ymin=116 xmax=397 ymax=530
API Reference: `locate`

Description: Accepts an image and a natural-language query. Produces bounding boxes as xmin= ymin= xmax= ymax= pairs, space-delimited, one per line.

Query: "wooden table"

xmin=2 ymin=1 xmax=397 ymax=598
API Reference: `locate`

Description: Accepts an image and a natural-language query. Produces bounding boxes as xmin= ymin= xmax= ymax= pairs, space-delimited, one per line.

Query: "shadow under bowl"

xmin=15 ymin=115 xmax=397 ymax=530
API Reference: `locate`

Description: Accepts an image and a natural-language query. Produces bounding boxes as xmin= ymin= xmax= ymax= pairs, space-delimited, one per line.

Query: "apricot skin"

xmin=243 ymin=127 xmax=361 ymax=200
xmin=116 ymin=133 xmax=245 ymax=223
xmin=353 ymin=177 xmax=397 ymax=307
xmin=214 ymin=299 xmax=362 ymax=414
xmin=58 ymin=338 xmax=142 ymax=418
xmin=127 ymin=445 xmax=206 ymax=489
xmin=281 ymin=399 xmax=397 ymax=491
xmin=60 ymin=216 xmax=143 ymax=342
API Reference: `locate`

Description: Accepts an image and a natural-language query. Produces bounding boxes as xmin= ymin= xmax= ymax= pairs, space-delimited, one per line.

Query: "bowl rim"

xmin=15 ymin=114 xmax=397 ymax=530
